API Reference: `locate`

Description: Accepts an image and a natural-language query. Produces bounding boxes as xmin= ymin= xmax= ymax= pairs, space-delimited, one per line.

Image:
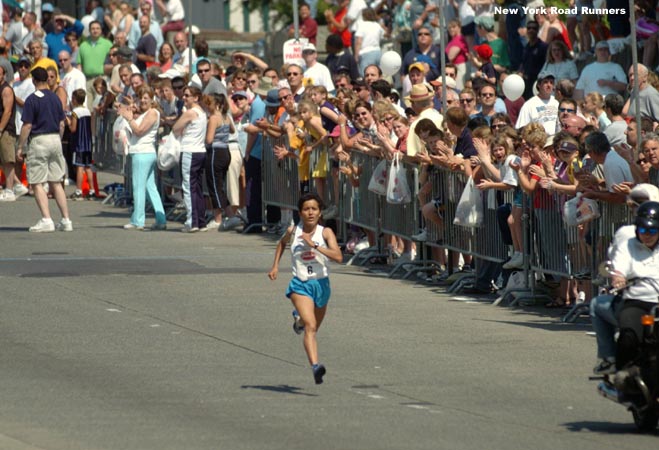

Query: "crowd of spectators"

xmin=0 ymin=0 xmax=656 ymax=305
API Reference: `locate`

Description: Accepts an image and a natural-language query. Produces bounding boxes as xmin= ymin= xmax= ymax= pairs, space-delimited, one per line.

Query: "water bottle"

xmin=577 ymin=291 xmax=586 ymax=304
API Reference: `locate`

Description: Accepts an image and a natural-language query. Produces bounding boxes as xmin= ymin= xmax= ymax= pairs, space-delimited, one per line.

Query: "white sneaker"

xmin=502 ymin=252 xmax=523 ymax=269
xmin=411 ymin=229 xmax=427 ymax=241
xmin=205 ymin=219 xmax=222 ymax=230
xmin=13 ymin=184 xmax=28 ymax=198
xmin=0 ymin=190 xmax=16 ymax=202
xmin=123 ymin=223 xmax=144 ymax=230
xmin=221 ymin=216 xmax=243 ymax=231
xmin=181 ymin=225 xmax=199 ymax=233
xmin=29 ymin=218 xmax=55 ymax=232
xmin=56 ymin=218 xmax=73 ymax=232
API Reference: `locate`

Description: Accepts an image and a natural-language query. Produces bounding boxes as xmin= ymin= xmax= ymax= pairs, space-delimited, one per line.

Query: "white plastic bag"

xmin=453 ymin=177 xmax=483 ymax=227
xmin=563 ymin=193 xmax=600 ymax=226
xmin=157 ymin=132 xmax=181 ymax=171
xmin=368 ymin=158 xmax=388 ymax=196
xmin=386 ymin=153 xmax=411 ymax=204
xmin=112 ymin=116 xmax=130 ymax=156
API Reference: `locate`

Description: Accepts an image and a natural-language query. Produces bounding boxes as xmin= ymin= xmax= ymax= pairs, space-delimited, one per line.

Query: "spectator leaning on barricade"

xmin=580 ymin=132 xmax=633 ymax=204
xmin=17 ymin=67 xmax=71 ymax=233
xmin=622 ymin=64 xmax=659 ymax=123
xmin=0 ymin=65 xmax=19 ymax=203
xmin=404 ymin=84 xmax=443 ymax=157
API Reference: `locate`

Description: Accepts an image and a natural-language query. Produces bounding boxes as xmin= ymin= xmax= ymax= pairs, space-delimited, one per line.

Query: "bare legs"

xmin=289 ymin=293 xmax=326 ymax=366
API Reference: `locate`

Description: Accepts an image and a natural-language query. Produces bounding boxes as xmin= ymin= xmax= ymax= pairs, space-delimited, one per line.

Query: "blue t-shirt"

xmin=45 ymin=21 xmax=84 ymax=60
xmin=22 ymin=89 xmax=65 ymax=135
xmin=249 ymin=96 xmax=266 ymax=160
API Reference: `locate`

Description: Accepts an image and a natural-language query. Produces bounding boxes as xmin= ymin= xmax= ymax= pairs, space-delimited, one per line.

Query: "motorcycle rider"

xmin=591 ymin=185 xmax=659 ymax=375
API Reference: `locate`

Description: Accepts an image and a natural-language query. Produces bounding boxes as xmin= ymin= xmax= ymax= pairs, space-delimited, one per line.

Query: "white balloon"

xmin=380 ymin=51 xmax=402 ymax=77
xmin=502 ymin=74 xmax=525 ymax=101
xmin=81 ymin=15 xmax=95 ymax=38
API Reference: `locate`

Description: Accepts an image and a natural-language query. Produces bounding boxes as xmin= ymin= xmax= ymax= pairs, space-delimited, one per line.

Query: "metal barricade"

xmin=261 ymin=134 xmax=300 ymax=212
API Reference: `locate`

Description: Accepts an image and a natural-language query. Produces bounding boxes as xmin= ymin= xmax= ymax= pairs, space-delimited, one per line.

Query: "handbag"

xmin=157 ymin=132 xmax=181 ymax=171
xmin=563 ymin=193 xmax=600 ymax=226
xmin=112 ymin=116 xmax=130 ymax=156
xmin=386 ymin=153 xmax=411 ymax=204
xmin=453 ymin=176 xmax=483 ymax=227
xmin=368 ymin=158 xmax=388 ymax=196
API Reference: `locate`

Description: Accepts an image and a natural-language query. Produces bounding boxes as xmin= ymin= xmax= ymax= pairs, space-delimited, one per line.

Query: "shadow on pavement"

xmin=240 ymin=384 xmax=318 ymax=397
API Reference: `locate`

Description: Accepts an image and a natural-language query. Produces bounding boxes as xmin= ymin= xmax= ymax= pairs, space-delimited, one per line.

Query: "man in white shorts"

xmin=17 ymin=67 xmax=72 ymax=232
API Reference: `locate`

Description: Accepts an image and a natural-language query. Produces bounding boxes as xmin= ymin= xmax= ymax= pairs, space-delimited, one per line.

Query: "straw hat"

xmin=404 ymin=84 xmax=434 ymax=103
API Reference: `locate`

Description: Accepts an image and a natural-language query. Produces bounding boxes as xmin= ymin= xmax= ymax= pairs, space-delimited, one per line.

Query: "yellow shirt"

xmin=32 ymin=57 xmax=60 ymax=83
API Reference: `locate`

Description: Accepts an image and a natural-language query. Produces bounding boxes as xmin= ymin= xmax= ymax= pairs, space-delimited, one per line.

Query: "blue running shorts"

xmin=286 ymin=277 xmax=331 ymax=308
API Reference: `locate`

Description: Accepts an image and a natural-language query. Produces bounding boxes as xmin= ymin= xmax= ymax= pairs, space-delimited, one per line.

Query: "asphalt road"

xmin=0 ymin=175 xmax=656 ymax=450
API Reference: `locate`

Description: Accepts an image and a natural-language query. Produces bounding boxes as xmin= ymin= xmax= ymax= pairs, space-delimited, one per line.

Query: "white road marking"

xmin=106 ymin=308 xmax=122 ymax=312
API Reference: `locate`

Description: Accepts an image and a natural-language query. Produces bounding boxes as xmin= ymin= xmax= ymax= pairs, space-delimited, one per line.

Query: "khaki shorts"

xmin=26 ymin=134 xmax=66 ymax=184
xmin=0 ymin=131 xmax=16 ymax=164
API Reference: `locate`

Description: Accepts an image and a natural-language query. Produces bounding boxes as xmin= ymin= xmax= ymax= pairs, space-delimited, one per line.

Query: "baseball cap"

xmin=537 ymin=71 xmax=555 ymax=82
xmin=557 ymin=141 xmax=579 ymax=153
xmin=303 ymin=43 xmax=316 ymax=53
xmin=42 ymin=3 xmax=54 ymax=12
xmin=474 ymin=44 xmax=493 ymax=60
xmin=231 ymin=90 xmax=248 ymax=99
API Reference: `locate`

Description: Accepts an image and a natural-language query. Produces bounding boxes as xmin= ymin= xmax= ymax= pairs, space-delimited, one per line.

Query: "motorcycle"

xmin=593 ymin=261 xmax=659 ymax=432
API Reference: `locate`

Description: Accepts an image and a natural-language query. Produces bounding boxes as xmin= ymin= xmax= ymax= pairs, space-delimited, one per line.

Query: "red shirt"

xmin=330 ymin=7 xmax=352 ymax=49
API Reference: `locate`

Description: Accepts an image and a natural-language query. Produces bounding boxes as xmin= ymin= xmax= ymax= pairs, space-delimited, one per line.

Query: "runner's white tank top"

xmin=290 ymin=224 xmax=329 ymax=281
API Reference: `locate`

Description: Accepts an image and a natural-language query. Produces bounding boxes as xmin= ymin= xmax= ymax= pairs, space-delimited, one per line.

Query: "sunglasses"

xmin=279 ymin=94 xmax=292 ymax=101
xmin=198 ymin=69 xmax=210 ymax=73
xmin=559 ymin=107 xmax=576 ymax=113
xmin=637 ymin=158 xmax=648 ymax=164
xmin=481 ymin=92 xmax=495 ymax=98
xmin=491 ymin=123 xmax=505 ymax=129
xmin=286 ymin=72 xmax=301 ymax=76
xmin=247 ymin=79 xmax=258 ymax=85
xmin=233 ymin=76 xmax=246 ymax=82
xmin=353 ymin=87 xmax=365 ymax=92
xmin=460 ymin=98 xmax=474 ymax=103
xmin=383 ymin=116 xmax=395 ymax=122
xmin=638 ymin=226 xmax=659 ymax=235
xmin=418 ymin=32 xmax=431 ymax=36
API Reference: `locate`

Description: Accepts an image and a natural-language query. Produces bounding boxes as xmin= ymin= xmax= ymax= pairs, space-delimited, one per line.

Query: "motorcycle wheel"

xmin=632 ymin=407 xmax=659 ymax=432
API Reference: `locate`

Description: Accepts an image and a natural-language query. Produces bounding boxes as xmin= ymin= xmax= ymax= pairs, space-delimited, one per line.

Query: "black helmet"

xmin=635 ymin=201 xmax=659 ymax=229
